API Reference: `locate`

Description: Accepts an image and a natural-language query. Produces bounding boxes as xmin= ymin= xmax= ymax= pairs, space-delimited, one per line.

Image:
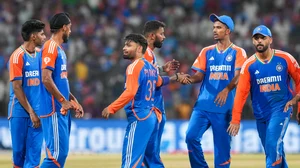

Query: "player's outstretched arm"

xmin=12 ymin=80 xmax=41 ymax=128
xmin=157 ymin=73 xmax=191 ymax=87
xmin=178 ymin=71 xmax=204 ymax=84
xmin=102 ymin=61 xmax=142 ymax=119
xmin=227 ymin=68 xmax=251 ymax=136
xmin=42 ymin=69 xmax=74 ymax=111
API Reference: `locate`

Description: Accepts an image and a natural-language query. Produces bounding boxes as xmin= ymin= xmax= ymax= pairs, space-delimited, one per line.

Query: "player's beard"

xmin=123 ymin=52 xmax=134 ymax=60
xmin=63 ymin=32 xmax=69 ymax=43
xmin=255 ymin=44 xmax=268 ymax=53
xmin=153 ymin=38 xmax=163 ymax=48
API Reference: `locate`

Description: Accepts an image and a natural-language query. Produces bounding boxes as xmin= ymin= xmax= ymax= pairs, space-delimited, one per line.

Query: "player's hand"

xmin=284 ymin=98 xmax=297 ymax=112
xmin=71 ymin=100 xmax=84 ymax=118
xmin=214 ymin=87 xmax=229 ymax=107
xmin=29 ymin=113 xmax=41 ymax=128
xmin=177 ymin=73 xmax=192 ymax=84
xmin=297 ymin=113 xmax=300 ymax=125
xmin=162 ymin=59 xmax=180 ymax=72
xmin=227 ymin=123 xmax=240 ymax=136
xmin=60 ymin=100 xmax=74 ymax=115
xmin=102 ymin=107 xmax=110 ymax=119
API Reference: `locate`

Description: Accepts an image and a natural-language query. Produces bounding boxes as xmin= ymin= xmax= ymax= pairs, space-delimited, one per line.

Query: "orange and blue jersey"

xmin=8 ymin=46 xmax=42 ymax=119
xmin=232 ymin=49 xmax=300 ymax=124
xmin=144 ymin=47 xmax=165 ymax=113
xmin=192 ymin=44 xmax=247 ymax=113
xmin=108 ymin=58 xmax=162 ymax=122
xmin=39 ymin=39 xmax=70 ymax=117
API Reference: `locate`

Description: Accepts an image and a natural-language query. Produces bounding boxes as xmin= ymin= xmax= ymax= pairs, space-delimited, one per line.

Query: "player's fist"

xmin=60 ymin=100 xmax=74 ymax=115
xmin=29 ymin=112 xmax=41 ymax=128
xmin=227 ymin=123 xmax=240 ymax=136
xmin=102 ymin=107 xmax=110 ymax=119
xmin=72 ymin=100 xmax=84 ymax=118
xmin=297 ymin=113 xmax=300 ymax=125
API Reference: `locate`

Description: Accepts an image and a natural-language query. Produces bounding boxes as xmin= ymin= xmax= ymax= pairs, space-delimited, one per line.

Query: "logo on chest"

xmin=276 ymin=63 xmax=283 ymax=72
xmin=226 ymin=54 xmax=233 ymax=62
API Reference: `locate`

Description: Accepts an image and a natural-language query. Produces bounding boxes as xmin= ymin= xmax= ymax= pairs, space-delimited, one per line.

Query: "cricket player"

xmin=181 ymin=14 xmax=247 ymax=168
xmin=8 ymin=19 xmax=46 ymax=168
xmin=39 ymin=13 xmax=84 ymax=168
xmin=228 ymin=25 xmax=300 ymax=168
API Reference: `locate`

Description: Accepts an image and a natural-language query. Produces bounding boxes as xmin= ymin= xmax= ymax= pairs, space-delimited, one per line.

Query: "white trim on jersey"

xmin=12 ymin=48 xmax=23 ymax=64
xmin=124 ymin=121 xmax=137 ymax=168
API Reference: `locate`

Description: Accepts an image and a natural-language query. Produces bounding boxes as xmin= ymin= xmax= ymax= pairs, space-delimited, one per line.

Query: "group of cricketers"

xmin=7 ymin=10 xmax=300 ymax=168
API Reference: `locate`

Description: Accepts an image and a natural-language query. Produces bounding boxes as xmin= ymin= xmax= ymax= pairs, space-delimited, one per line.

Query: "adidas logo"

xmin=209 ymin=57 xmax=214 ymax=61
xmin=254 ymin=70 xmax=259 ymax=74
xmin=25 ymin=62 xmax=30 ymax=66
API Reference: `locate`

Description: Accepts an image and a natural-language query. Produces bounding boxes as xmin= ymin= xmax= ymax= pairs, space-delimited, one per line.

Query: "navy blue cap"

xmin=209 ymin=13 xmax=234 ymax=32
xmin=252 ymin=25 xmax=272 ymax=37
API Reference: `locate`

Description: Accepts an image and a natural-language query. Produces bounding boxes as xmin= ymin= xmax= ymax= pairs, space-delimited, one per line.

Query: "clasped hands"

xmin=176 ymin=73 xmax=192 ymax=84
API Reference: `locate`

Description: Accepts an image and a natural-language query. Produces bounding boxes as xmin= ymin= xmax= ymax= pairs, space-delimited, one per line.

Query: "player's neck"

xmin=132 ymin=54 xmax=143 ymax=62
xmin=216 ymin=39 xmax=232 ymax=51
xmin=147 ymin=40 xmax=155 ymax=51
xmin=51 ymin=34 xmax=64 ymax=46
xmin=256 ymin=48 xmax=273 ymax=61
xmin=22 ymin=41 xmax=36 ymax=53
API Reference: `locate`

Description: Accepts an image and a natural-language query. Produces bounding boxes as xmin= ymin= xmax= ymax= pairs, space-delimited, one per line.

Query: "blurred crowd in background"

xmin=0 ymin=0 xmax=300 ymax=120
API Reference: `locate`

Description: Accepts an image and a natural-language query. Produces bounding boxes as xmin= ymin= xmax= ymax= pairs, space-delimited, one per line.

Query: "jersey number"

xmin=145 ymin=80 xmax=156 ymax=101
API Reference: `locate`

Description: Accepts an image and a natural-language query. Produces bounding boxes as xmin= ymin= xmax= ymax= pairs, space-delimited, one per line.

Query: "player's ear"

xmin=150 ymin=32 xmax=156 ymax=40
xmin=252 ymin=37 xmax=256 ymax=45
xmin=138 ymin=45 xmax=143 ymax=53
xmin=62 ymin=25 xmax=67 ymax=32
xmin=269 ymin=37 xmax=273 ymax=45
xmin=226 ymin=28 xmax=231 ymax=35
xmin=31 ymin=33 xmax=36 ymax=41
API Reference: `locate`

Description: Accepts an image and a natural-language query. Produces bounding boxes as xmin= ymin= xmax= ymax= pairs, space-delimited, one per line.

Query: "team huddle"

xmin=8 ymin=12 xmax=300 ymax=168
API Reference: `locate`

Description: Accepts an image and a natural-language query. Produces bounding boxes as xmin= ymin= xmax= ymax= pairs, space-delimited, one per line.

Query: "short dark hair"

xmin=21 ymin=19 xmax=45 ymax=41
xmin=143 ymin=20 xmax=166 ymax=36
xmin=124 ymin=33 xmax=148 ymax=54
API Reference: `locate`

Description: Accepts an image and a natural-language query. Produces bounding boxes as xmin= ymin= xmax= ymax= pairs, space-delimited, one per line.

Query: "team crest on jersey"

xmin=226 ymin=54 xmax=233 ymax=62
xmin=44 ymin=57 xmax=51 ymax=64
xmin=276 ymin=63 xmax=283 ymax=72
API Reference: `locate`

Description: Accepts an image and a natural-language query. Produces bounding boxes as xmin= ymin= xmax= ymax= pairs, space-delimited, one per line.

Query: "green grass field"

xmin=1 ymin=153 xmax=300 ymax=167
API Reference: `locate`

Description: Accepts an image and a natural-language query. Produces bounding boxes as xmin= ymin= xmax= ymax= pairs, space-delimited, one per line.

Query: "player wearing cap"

xmin=39 ymin=13 xmax=84 ymax=168
xmin=228 ymin=25 xmax=300 ymax=168
xmin=181 ymin=14 xmax=247 ymax=168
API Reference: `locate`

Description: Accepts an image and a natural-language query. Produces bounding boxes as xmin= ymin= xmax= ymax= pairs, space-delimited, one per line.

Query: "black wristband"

xmin=175 ymin=73 xmax=179 ymax=81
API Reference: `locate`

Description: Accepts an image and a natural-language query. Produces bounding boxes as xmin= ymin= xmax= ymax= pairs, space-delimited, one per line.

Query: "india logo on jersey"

xmin=226 ymin=54 xmax=233 ymax=62
xmin=276 ymin=63 xmax=283 ymax=72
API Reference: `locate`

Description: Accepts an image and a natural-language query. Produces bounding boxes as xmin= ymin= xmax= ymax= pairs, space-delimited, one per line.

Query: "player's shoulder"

xmin=274 ymin=49 xmax=295 ymax=62
xmin=198 ymin=44 xmax=215 ymax=57
xmin=202 ymin=44 xmax=215 ymax=52
xmin=9 ymin=47 xmax=24 ymax=63
xmin=43 ymin=40 xmax=58 ymax=52
xmin=127 ymin=59 xmax=145 ymax=75
xmin=232 ymin=44 xmax=247 ymax=53
xmin=241 ymin=55 xmax=256 ymax=73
